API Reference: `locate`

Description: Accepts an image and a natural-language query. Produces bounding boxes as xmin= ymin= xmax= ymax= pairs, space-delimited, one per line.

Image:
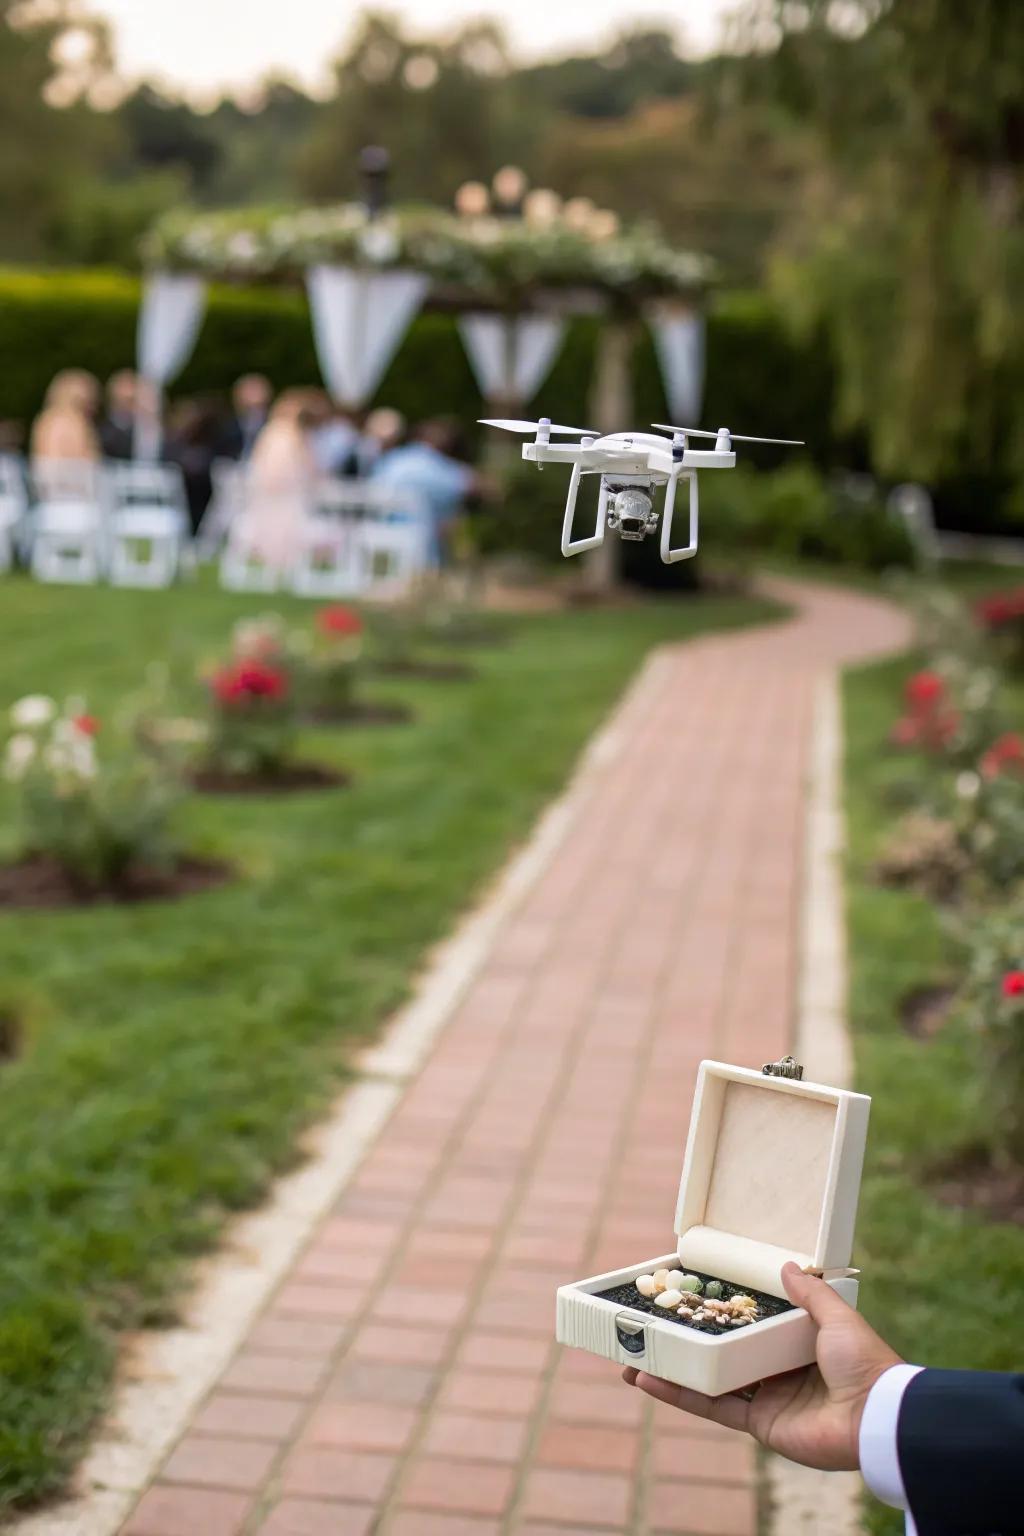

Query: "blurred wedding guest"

xmin=354 ymin=406 xmax=405 ymax=476
xmin=30 ymin=370 xmax=101 ymax=462
xmin=371 ymin=417 xmax=485 ymax=564
xmin=237 ymin=390 xmax=317 ymax=570
xmin=99 ymin=369 xmax=140 ymax=460
xmin=312 ymin=397 xmax=361 ymax=477
xmin=164 ymin=398 xmax=218 ymax=533
xmin=217 ymin=373 xmax=273 ymax=461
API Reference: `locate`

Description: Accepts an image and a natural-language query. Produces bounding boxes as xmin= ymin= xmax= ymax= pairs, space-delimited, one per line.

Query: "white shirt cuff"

xmin=859 ymin=1362 xmax=924 ymax=1528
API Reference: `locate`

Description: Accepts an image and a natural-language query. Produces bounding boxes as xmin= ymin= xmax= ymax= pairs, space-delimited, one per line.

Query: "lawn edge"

xmin=9 ymin=644 xmax=676 ymax=1536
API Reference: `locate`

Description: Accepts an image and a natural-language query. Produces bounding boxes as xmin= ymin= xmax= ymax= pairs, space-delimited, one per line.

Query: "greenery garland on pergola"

xmin=144 ymin=198 xmax=712 ymax=310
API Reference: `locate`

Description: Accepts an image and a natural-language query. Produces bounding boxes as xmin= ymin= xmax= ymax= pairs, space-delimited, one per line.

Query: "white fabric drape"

xmin=306 ymin=265 xmax=429 ymax=409
xmin=458 ymin=313 xmax=566 ymax=405
xmin=135 ymin=271 xmax=207 ymax=458
xmin=648 ymin=304 xmax=706 ymax=426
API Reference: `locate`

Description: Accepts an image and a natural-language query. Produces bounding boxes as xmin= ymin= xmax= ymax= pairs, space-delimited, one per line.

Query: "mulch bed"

xmin=305 ymin=702 xmax=414 ymax=727
xmin=0 ymin=854 xmax=232 ymax=910
xmin=372 ymin=659 xmax=476 ymax=682
xmin=192 ymin=763 xmax=349 ymax=795
xmin=595 ymin=1268 xmax=793 ymax=1336
xmin=929 ymin=1147 xmax=1024 ymax=1226
xmin=900 ymin=983 xmax=957 ymax=1041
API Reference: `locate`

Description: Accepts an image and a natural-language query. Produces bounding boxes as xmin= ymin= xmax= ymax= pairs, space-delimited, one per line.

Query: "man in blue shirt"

xmin=371 ymin=418 xmax=483 ymax=565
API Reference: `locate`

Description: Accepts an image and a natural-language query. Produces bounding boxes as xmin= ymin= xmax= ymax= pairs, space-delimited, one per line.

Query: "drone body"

xmin=480 ymin=419 xmax=803 ymax=564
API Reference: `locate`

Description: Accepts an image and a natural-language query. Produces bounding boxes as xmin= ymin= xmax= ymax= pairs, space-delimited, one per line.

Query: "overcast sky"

xmin=89 ymin=0 xmax=737 ymax=101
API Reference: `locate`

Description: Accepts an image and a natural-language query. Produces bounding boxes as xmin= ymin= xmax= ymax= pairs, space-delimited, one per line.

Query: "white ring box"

xmin=556 ymin=1059 xmax=870 ymax=1397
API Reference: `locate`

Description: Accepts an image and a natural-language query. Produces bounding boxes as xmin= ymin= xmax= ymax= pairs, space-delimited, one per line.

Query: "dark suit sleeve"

xmin=898 ymin=1368 xmax=1024 ymax=1534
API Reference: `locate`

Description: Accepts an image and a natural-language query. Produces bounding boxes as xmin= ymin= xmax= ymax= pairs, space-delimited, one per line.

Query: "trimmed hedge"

xmin=0 ymin=267 xmax=838 ymax=461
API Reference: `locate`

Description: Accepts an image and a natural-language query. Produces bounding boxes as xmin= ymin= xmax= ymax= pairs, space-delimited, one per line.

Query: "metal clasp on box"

xmin=615 ymin=1313 xmax=647 ymax=1355
xmin=762 ymin=1055 xmax=804 ymax=1080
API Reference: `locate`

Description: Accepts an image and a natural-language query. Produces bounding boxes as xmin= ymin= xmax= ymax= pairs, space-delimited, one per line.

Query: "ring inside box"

xmin=595 ymin=1266 xmax=794 ymax=1336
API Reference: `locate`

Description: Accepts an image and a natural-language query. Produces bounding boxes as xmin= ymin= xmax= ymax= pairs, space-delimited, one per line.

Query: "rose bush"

xmin=974 ymin=588 xmax=1024 ymax=670
xmin=3 ymin=695 xmax=181 ymax=889
xmin=303 ymin=605 xmax=365 ymax=717
xmin=204 ymin=655 xmax=296 ymax=776
xmin=962 ymin=909 xmax=1024 ymax=1165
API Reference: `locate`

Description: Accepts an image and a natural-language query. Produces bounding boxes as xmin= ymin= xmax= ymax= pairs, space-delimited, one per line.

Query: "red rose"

xmin=211 ymin=661 xmax=288 ymax=704
xmin=905 ymin=671 xmax=944 ymax=709
xmin=1001 ymin=971 xmax=1024 ymax=999
xmin=890 ymin=716 xmax=921 ymax=746
xmin=317 ymin=605 xmax=363 ymax=638
xmin=976 ymin=589 xmax=1024 ymax=628
xmin=73 ymin=714 xmax=99 ymax=736
xmin=980 ymin=732 xmax=1024 ymax=779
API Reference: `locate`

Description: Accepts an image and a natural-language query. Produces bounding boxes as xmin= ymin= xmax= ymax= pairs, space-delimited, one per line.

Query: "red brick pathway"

xmin=120 ymin=581 xmax=908 ymax=1536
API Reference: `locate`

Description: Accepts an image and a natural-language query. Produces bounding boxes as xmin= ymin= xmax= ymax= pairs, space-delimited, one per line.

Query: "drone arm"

xmin=660 ymin=468 xmax=699 ymax=564
xmin=560 ymin=464 xmax=606 ymax=556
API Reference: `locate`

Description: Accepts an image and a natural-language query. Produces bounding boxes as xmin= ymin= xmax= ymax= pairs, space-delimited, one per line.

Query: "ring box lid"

xmin=672 ymin=1060 xmax=871 ymax=1297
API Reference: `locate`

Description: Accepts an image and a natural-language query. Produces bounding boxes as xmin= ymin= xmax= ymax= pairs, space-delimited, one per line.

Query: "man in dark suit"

xmin=216 ymin=374 xmax=272 ymax=462
xmin=98 ymin=369 xmax=139 ymax=460
xmin=625 ymin=1262 xmax=1022 ymax=1535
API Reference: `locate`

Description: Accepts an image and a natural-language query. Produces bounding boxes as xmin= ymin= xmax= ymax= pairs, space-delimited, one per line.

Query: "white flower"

xmin=957 ymin=771 xmax=981 ymax=800
xmin=4 ymin=734 xmax=37 ymax=781
xmin=45 ymin=735 xmax=96 ymax=781
xmin=11 ymin=695 xmax=56 ymax=729
xmin=227 ymin=231 xmax=260 ymax=265
xmin=358 ymin=223 xmax=401 ymax=264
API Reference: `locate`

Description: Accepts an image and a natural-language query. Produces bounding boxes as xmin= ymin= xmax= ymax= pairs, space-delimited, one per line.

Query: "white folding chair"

xmin=30 ymin=460 xmax=107 ymax=585
xmin=355 ymin=486 xmax=430 ymax=600
xmin=196 ymin=459 xmax=245 ymax=562
xmin=107 ymin=462 xmax=191 ymax=588
xmin=0 ymin=454 xmax=28 ymax=573
xmin=289 ymin=480 xmax=366 ymax=598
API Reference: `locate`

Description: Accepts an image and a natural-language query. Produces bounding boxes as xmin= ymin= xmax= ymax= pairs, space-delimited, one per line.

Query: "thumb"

xmin=781 ymin=1262 xmax=857 ymax=1327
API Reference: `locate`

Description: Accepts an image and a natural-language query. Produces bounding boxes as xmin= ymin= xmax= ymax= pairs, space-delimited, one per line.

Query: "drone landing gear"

xmin=560 ymin=467 xmax=699 ymax=562
xmin=660 ymin=468 xmax=699 ymax=564
xmin=560 ymin=463 xmax=607 ymax=556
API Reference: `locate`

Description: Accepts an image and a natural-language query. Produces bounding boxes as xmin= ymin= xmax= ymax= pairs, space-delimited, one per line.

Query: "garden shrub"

xmin=2 ymin=694 xmax=181 ymax=890
xmin=699 ymin=460 xmax=916 ymax=572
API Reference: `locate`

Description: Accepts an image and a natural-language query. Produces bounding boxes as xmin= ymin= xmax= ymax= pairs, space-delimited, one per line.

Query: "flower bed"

xmin=863 ymin=580 xmax=1024 ymax=1193
xmin=300 ymin=605 xmax=413 ymax=726
xmin=194 ymin=615 xmax=351 ymax=791
xmin=845 ymin=628 xmax=1024 ymax=1536
xmin=1 ymin=695 xmax=228 ymax=907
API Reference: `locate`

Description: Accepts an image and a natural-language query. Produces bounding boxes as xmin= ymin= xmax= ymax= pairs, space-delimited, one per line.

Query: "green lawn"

xmin=0 ymin=574 xmax=778 ymax=1510
xmin=844 ymin=653 xmax=1024 ymax=1535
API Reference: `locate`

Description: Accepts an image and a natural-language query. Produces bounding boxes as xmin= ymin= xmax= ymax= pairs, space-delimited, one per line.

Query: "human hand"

xmin=623 ymin=1262 xmax=903 ymax=1471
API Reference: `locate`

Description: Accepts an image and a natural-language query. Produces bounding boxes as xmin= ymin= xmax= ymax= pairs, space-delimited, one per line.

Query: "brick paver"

xmin=119 ymin=580 xmax=908 ymax=1535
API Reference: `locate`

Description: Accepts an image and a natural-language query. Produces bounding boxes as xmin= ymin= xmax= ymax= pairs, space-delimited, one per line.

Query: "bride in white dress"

xmin=239 ymin=391 xmax=318 ymax=571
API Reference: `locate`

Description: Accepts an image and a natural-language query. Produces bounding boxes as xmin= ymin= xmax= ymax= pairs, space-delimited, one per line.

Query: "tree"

xmin=296 ymin=12 xmax=523 ymax=206
xmin=735 ymin=0 xmax=1024 ymax=503
xmin=0 ymin=0 xmax=115 ymax=258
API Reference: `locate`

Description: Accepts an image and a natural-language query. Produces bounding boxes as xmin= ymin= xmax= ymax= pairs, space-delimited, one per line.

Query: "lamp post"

xmin=359 ymin=145 xmax=391 ymax=220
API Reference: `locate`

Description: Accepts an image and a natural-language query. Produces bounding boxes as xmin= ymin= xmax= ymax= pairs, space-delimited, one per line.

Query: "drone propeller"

xmin=479 ymin=418 xmax=597 ymax=437
xmin=652 ymin=423 xmax=804 ymax=446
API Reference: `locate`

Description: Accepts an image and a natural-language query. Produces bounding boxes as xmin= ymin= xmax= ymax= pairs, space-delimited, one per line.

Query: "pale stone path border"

xmin=13 ymin=579 xmax=910 ymax=1536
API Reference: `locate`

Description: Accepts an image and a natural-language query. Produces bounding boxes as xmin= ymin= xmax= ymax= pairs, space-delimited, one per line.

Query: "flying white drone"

xmin=480 ymin=418 xmax=804 ymax=564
